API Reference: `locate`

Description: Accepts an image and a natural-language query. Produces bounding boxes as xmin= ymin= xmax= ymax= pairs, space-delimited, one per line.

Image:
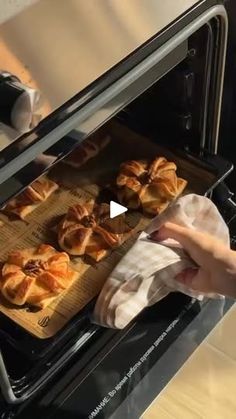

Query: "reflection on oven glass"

xmin=0 ymin=0 xmax=199 ymax=151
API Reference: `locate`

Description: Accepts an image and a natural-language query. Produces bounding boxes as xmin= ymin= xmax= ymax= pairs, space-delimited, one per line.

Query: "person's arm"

xmin=150 ymin=222 xmax=236 ymax=298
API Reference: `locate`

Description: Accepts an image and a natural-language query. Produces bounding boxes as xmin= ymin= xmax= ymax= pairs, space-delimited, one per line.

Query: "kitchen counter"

xmin=142 ymin=303 xmax=236 ymax=419
xmin=106 ymin=298 xmax=234 ymax=419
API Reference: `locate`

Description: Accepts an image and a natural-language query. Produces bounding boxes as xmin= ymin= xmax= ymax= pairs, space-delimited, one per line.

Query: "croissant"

xmin=116 ymin=157 xmax=187 ymax=215
xmin=58 ymin=203 xmax=123 ymax=261
xmin=3 ymin=176 xmax=58 ymax=219
xmin=0 ymin=244 xmax=76 ymax=308
xmin=64 ymin=135 xmax=110 ymax=168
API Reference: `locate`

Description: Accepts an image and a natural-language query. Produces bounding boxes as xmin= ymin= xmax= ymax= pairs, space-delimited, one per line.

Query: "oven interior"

xmin=0 ymin=22 xmax=234 ymax=410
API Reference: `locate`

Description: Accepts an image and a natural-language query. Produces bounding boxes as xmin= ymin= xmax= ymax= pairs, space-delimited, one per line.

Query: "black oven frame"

xmin=0 ymin=2 xmax=233 ymax=410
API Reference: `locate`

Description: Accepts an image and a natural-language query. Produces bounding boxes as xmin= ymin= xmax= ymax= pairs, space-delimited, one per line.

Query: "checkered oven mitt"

xmin=92 ymin=194 xmax=230 ymax=329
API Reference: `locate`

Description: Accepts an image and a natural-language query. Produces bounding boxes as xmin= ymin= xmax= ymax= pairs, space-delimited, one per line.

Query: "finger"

xmin=175 ymin=267 xmax=213 ymax=293
xmin=177 ymin=267 xmax=213 ymax=294
xmin=176 ymin=266 xmax=236 ymax=297
xmin=150 ymin=222 xmax=216 ymax=267
xmin=175 ymin=267 xmax=199 ymax=285
xmin=150 ymin=222 xmax=197 ymax=245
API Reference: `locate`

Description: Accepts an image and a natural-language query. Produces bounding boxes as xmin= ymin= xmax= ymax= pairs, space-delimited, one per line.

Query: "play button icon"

xmin=110 ymin=201 xmax=128 ymax=219
xmin=99 ymin=198 xmax=141 ymax=234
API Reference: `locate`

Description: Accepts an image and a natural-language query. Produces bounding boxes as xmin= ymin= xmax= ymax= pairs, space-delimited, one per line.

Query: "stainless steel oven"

xmin=0 ymin=1 xmax=235 ymax=418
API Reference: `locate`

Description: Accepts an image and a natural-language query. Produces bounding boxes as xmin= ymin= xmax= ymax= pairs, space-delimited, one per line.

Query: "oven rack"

xmin=0 ymin=325 xmax=99 ymax=405
xmin=0 ymin=300 xmax=95 ymax=360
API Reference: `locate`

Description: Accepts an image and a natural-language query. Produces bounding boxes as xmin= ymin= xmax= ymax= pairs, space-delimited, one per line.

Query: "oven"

xmin=0 ymin=1 xmax=235 ymax=418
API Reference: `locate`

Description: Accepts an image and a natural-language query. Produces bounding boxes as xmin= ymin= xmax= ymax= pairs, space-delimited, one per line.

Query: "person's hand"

xmin=150 ymin=222 xmax=236 ymax=298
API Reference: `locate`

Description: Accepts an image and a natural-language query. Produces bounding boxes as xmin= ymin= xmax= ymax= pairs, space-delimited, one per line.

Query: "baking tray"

xmin=0 ymin=122 xmax=218 ymax=339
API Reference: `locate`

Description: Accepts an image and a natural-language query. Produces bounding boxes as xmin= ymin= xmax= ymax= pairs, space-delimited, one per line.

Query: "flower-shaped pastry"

xmin=58 ymin=203 xmax=124 ymax=261
xmin=116 ymin=157 xmax=187 ymax=215
xmin=0 ymin=244 xmax=76 ymax=308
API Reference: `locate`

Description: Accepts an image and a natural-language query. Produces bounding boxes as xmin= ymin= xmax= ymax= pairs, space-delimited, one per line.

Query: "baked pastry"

xmin=64 ymin=135 xmax=110 ymax=168
xmin=58 ymin=203 xmax=124 ymax=261
xmin=3 ymin=176 xmax=58 ymax=219
xmin=0 ymin=244 xmax=76 ymax=308
xmin=116 ymin=157 xmax=187 ymax=215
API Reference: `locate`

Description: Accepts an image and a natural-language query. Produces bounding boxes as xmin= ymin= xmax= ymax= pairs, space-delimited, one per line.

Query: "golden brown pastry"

xmin=58 ymin=203 xmax=123 ymax=261
xmin=116 ymin=157 xmax=187 ymax=215
xmin=64 ymin=135 xmax=110 ymax=168
xmin=0 ymin=244 xmax=76 ymax=308
xmin=3 ymin=176 xmax=58 ymax=219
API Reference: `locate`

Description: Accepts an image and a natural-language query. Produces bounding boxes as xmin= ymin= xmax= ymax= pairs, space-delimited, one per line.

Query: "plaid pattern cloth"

xmin=93 ymin=194 xmax=230 ymax=329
